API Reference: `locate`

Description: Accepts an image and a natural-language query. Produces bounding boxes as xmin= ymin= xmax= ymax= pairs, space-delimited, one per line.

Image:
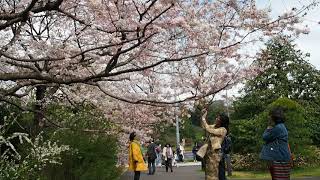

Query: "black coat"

xmin=147 ymin=143 xmax=157 ymax=160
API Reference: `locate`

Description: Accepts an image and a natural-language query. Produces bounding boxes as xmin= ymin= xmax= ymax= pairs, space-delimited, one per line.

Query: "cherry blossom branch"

xmin=0 ymin=0 xmax=64 ymax=30
xmin=93 ymin=76 xmax=235 ymax=107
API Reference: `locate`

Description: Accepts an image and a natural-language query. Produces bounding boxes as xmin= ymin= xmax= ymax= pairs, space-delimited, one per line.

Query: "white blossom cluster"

xmin=0 ymin=130 xmax=70 ymax=179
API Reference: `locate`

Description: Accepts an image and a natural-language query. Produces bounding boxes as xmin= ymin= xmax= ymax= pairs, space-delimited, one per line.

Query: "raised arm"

xmin=201 ymin=109 xmax=226 ymax=136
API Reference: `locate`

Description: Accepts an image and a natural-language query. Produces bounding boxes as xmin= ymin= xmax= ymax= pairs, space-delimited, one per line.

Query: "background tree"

xmin=232 ymin=36 xmax=320 ymax=120
xmin=256 ymin=98 xmax=312 ymax=155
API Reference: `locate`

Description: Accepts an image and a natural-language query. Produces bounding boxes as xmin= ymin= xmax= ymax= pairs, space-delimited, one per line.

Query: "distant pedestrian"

xmin=147 ymin=139 xmax=157 ymax=175
xmin=128 ymin=132 xmax=147 ymax=180
xmin=179 ymin=144 xmax=185 ymax=162
xmin=192 ymin=142 xmax=199 ymax=162
xmin=155 ymin=144 xmax=162 ymax=166
xmin=260 ymin=107 xmax=291 ymax=180
xmin=172 ymin=150 xmax=178 ymax=167
xmin=162 ymin=143 xmax=173 ymax=172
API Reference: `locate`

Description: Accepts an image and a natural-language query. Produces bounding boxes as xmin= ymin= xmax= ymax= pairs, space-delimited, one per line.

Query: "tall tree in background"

xmin=232 ymin=36 xmax=320 ymax=120
xmin=232 ymin=36 xmax=320 ymax=145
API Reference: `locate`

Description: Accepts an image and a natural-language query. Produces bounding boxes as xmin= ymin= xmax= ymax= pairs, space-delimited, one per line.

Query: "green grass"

xmin=292 ymin=167 xmax=320 ymax=177
xmin=230 ymin=167 xmax=320 ymax=179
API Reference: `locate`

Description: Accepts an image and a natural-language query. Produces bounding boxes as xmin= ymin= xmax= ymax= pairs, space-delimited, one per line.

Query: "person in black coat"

xmin=147 ymin=139 xmax=157 ymax=175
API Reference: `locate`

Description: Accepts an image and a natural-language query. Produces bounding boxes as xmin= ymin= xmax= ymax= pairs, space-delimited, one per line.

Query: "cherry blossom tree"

xmin=0 ymin=0 xmax=317 ymax=135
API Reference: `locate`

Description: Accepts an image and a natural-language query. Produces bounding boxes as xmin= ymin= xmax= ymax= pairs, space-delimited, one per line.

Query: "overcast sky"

xmin=219 ymin=0 xmax=320 ymax=99
xmin=259 ymin=0 xmax=320 ymax=69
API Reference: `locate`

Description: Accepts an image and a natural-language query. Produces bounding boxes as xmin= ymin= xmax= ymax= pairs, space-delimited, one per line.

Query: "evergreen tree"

xmin=232 ymin=37 xmax=320 ymax=120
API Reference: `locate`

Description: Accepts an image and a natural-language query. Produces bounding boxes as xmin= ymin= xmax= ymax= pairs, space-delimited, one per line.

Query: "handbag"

xmin=196 ymin=143 xmax=208 ymax=158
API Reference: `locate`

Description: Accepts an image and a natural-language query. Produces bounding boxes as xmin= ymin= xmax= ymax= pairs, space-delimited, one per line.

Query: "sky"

xmin=218 ymin=0 xmax=320 ymax=99
xmin=259 ymin=0 xmax=320 ymax=69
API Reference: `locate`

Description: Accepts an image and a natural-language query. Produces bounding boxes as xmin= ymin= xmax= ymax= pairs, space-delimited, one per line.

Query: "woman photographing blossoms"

xmin=260 ymin=107 xmax=291 ymax=179
xmin=197 ymin=109 xmax=229 ymax=180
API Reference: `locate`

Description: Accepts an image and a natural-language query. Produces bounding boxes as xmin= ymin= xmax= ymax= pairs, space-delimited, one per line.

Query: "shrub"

xmin=42 ymin=103 xmax=121 ymax=180
xmin=0 ymin=132 xmax=69 ymax=180
xmin=255 ymin=97 xmax=311 ymax=156
xmin=230 ymin=119 xmax=258 ymax=154
xmin=231 ymin=98 xmax=317 ymax=169
xmin=231 ymin=153 xmax=266 ymax=171
xmin=43 ymin=130 xmax=120 ymax=180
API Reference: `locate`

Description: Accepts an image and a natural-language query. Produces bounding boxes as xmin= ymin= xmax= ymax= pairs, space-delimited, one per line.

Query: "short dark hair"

xmin=270 ymin=107 xmax=285 ymax=123
xmin=129 ymin=132 xmax=136 ymax=141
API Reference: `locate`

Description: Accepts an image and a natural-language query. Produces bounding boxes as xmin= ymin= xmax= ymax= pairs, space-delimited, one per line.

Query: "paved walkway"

xmin=120 ymin=165 xmax=320 ymax=180
xmin=120 ymin=165 xmax=204 ymax=180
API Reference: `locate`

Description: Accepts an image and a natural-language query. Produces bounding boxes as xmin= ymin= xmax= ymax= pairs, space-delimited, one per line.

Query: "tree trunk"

xmin=33 ymin=85 xmax=47 ymax=136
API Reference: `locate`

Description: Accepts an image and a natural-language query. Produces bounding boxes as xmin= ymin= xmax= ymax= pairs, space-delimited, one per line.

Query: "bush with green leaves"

xmin=0 ymin=131 xmax=70 ymax=180
xmin=230 ymin=98 xmax=319 ymax=169
xmin=1 ymin=101 xmax=121 ymax=180
xmin=42 ymin=103 xmax=121 ymax=180
xmin=255 ymin=97 xmax=311 ymax=156
xmin=0 ymin=102 xmax=70 ymax=180
xmin=43 ymin=130 xmax=120 ymax=180
xmin=304 ymin=100 xmax=320 ymax=146
xmin=231 ymin=153 xmax=265 ymax=171
xmin=230 ymin=119 xmax=258 ymax=154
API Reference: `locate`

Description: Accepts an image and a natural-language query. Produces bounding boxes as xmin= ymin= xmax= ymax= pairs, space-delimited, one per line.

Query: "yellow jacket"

xmin=128 ymin=140 xmax=147 ymax=171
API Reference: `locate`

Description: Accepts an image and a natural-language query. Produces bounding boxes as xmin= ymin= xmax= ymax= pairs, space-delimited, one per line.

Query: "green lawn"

xmin=230 ymin=167 xmax=320 ymax=179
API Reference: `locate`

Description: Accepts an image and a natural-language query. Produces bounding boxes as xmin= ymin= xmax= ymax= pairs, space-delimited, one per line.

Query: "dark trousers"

xmin=148 ymin=158 xmax=156 ymax=175
xmin=201 ymin=157 xmax=206 ymax=171
xmin=225 ymin=154 xmax=232 ymax=176
xmin=134 ymin=171 xmax=140 ymax=180
xmin=165 ymin=158 xmax=173 ymax=172
xmin=219 ymin=158 xmax=226 ymax=180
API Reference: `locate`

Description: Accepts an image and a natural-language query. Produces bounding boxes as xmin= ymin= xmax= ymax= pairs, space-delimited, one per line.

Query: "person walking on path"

xmin=192 ymin=142 xmax=199 ymax=162
xmin=197 ymin=109 xmax=228 ymax=180
xmin=147 ymin=139 xmax=157 ymax=175
xmin=260 ymin=107 xmax=291 ymax=180
xmin=179 ymin=143 xmax=185 ymax=162
xmin=155 ymin=144 xmax=162 ymax=166
xmin=163 ymin=143 xmax=174 ymax=172
xmin=128 ymin=132 xmax=147 ymax=180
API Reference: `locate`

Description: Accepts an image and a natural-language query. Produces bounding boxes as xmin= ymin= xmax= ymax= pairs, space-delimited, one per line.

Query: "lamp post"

xmin=175 ymin=104 xmax=180 ymax=149
xmin=172 ymin=63 xmax=180 ymax=149
xmin=226 ymin=90 xmax=230 ymax=117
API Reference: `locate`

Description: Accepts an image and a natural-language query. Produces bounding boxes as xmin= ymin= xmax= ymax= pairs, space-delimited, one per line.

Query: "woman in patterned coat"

xmin=199 ymin=109 xmax=229 ymax=180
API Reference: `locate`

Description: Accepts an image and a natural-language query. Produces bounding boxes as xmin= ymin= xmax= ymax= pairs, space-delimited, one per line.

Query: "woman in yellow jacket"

xmin=128 ymin=132 xmax=147 ymax=180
